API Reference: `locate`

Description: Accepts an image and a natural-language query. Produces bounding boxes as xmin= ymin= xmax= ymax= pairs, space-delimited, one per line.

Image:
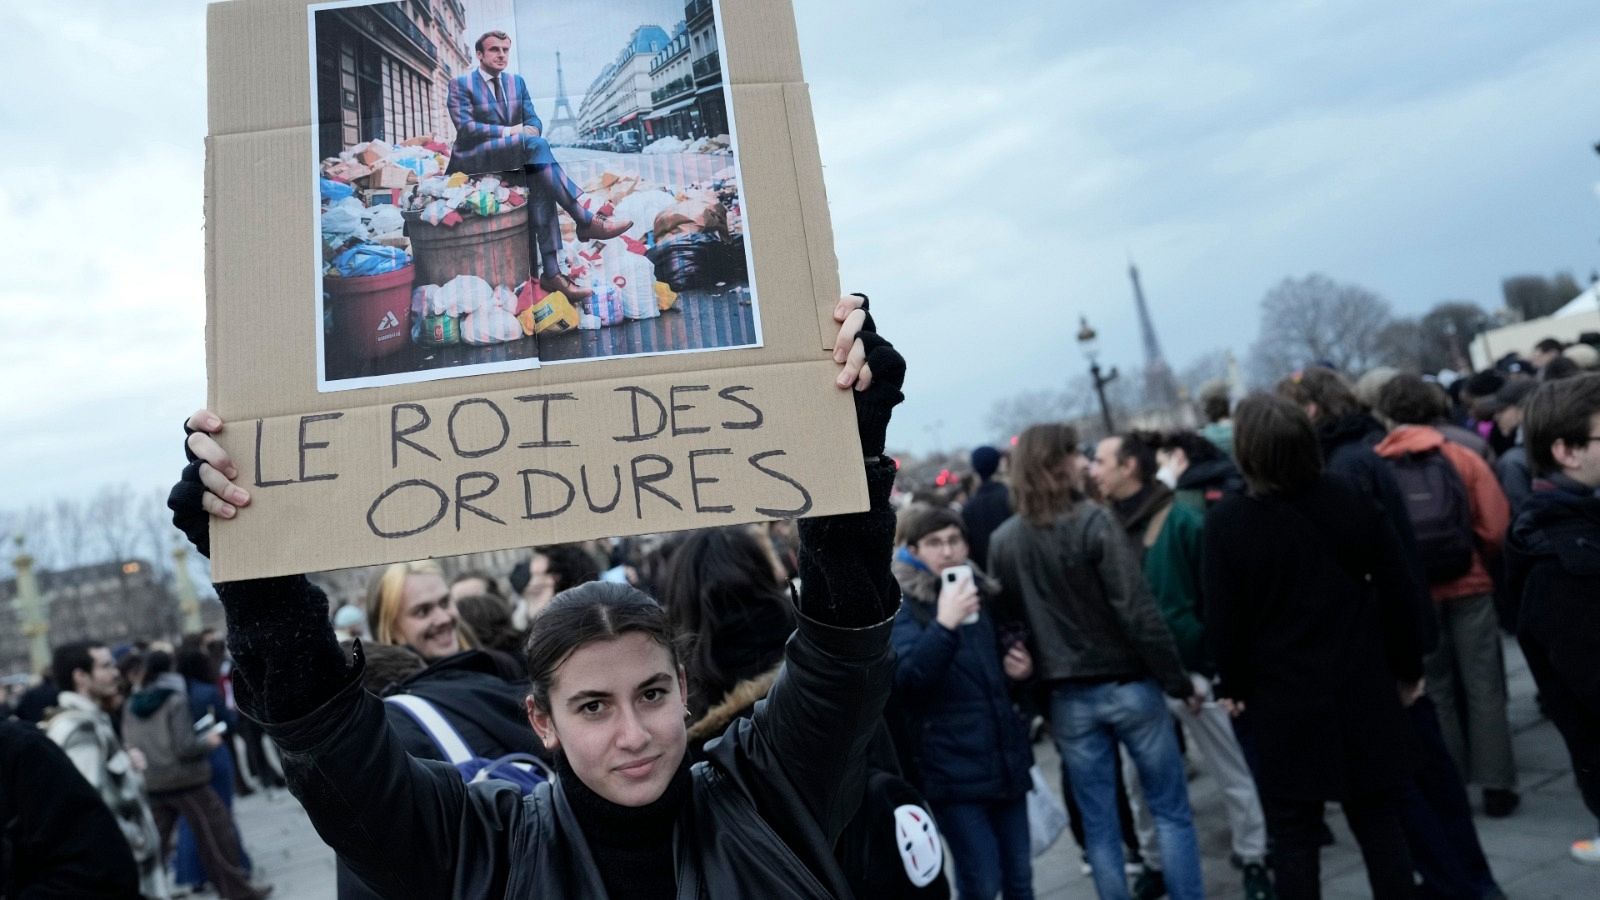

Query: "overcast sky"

xmin=3 ymin=0 xmax=1598 ymax=514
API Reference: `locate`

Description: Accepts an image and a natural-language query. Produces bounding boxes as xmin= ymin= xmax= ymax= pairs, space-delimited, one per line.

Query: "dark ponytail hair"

xmin=523 ymin=581 xmax=683 ymax=714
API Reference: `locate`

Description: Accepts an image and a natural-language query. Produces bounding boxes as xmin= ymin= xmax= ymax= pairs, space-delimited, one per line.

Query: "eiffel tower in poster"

xmin=547 ymin=51 xmax=578 ymax=142
xmin=1129 ymin=262 xmax=1182 ymax=411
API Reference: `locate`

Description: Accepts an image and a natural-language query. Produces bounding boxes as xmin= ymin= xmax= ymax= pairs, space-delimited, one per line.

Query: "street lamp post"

xmin=1076 ymin=316 xmax=1118 ymax=435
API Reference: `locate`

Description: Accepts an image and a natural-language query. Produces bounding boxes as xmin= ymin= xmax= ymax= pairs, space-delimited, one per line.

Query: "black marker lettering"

xmin=447 ymin=399 xmax=510 ymax=459
xmin=579 ymin=464 xmax=623 ymax=513
xmin=253 ymin=419 xmax=293 ymax=488
xmin=669 ymin=385 xmax=711 ymax=436
xmin=612 ymin=386 xmax=668 ymax=442
xmin=514 ymin=393 xmax=578 ymax=449
xmin=688 ymin=448 xmax=735 ymax=514
xmin=366 ymin=479 xmax=449 ymax=539
xmin=630 ymin=454 xmax=682 ymax=518
xmin=718 ymin=385 xmax=764 ymax=430
xmin=519 ymin=469 xmax=577 ymax=520
xmin=390 ymin=403 xmax=439 ymax=468
xmin=297 ymin=413 xmax=342 ymax=483
xmin=454 ymin=472 xmax=505 ymax=530
xmin=749 ymin=450 xmax=813 ymax=517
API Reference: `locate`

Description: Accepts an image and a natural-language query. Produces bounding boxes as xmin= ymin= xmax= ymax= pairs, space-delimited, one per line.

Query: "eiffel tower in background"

xmin=1129 ymin=262 xmax=1182 ymax=411
xmin=548 ymin=51 xmax=578 ymax=140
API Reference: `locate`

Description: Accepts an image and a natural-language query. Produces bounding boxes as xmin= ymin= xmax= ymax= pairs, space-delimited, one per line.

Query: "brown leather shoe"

xmin=539 ymin=271 xmax=592 ymax=302
xmin=574 ymin=213 xmax=632 ymax=242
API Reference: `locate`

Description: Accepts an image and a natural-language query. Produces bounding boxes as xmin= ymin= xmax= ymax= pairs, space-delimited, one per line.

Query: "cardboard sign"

xmin=205 ymin=0 xmax=864 ymax=581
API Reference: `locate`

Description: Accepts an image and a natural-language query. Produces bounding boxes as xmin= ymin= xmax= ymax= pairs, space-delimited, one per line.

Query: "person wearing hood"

xmin=891 ymin=506 xmax=1034 ymax=900
xmin=119 ymin=651 xmax=269 ymax=900
xmin=1503 ymin=374 xmax=1600 ymax=864
xmin=1091 ymin=432 xmax=1273 ymax=900
xmin=1374 ymin=374 xmax=1519 ymax=821
xmin=1154 ymin=430 xmax=1243 ymax=512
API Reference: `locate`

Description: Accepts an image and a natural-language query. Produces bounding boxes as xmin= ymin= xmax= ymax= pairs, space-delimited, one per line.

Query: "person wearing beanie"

xmin=962 ymin=446 xmax=1011 ymax=569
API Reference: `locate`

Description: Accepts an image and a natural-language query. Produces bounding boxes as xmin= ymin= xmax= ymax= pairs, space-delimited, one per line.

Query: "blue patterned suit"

xmin=446 ymin=70 xmax=556 ymax=174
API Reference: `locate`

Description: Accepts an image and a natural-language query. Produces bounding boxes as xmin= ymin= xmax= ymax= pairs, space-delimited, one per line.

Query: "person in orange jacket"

xmin=1373 ymin=373 xmax=1518 ymax=818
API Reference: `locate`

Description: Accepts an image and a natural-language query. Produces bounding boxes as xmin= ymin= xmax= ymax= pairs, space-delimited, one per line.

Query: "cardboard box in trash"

xmin=204 ymin=0 xmax=859 ymax=581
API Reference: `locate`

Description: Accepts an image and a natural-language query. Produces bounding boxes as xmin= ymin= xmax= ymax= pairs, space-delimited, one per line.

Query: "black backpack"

xmin=1387 ymin=449 xmax=1475 ymax=583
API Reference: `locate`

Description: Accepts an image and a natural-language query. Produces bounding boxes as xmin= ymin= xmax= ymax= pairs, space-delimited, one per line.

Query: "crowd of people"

xmin=4 ymin=309 xmax=1599 ymax=900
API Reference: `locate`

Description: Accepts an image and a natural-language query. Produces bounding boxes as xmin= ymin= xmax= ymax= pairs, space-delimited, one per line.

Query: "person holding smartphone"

xmin=891 ymin=507 xmax=1036 ymax=899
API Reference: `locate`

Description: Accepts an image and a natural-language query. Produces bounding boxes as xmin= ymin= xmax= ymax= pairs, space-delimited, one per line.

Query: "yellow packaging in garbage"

xmin=654 ymin=281 xmax=679 ymax=312
xmin=519 ymin=291 xmax=580 ymax=335
xmin=446 ymin=171 xmax=468 ymax=188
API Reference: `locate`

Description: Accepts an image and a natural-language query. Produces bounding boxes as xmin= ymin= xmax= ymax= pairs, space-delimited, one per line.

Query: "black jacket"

xmin=222 ymin=460 xmax=902 ymax=899
xmin=988 ymin=503 xmax=1190 ymax=697
xmin=1203 ymin=476 xmax=1424 ymax=802
xmin=889 ymin=560 xmax=1032 ymax=805
xmin=1504 ymin=477 xmax=1600 ymax=800
xmin=339 ymin=650 xmax=547 ymax=900
xmin=0 ymin=719 xmax=139 ymax=900
xmin=1318 ymin=413 xmax=1437 ymax=652
xmin=961 ymin=479 xmax=1012 ymax=568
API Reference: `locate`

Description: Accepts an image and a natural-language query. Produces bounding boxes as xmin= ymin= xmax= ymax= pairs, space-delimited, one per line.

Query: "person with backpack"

xmin=890 ymin=506 xmax=1033 ymax=900
xmin=1204 ymin=394 xmax=1426 ymax=899
xmin=168 ymin=295 xmax=909 ymax=899
xmin=1279 ymin=368 xmax=1504 ymax=898
xmin=1374 ymin=373 xmax=1518 ymax=818
xmin=1503 ymin=374 xmax=1600 ymax=863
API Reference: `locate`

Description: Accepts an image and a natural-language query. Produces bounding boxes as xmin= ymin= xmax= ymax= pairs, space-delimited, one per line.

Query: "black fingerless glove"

xmin=847 ymin=295 xmax=906 ymax=459
xmin=168 ymin=459 xmax=210 ymax=559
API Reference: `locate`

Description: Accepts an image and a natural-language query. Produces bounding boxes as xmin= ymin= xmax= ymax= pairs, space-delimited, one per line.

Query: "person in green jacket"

xmin=1091 ymin=432 xmax=1274 ymax=900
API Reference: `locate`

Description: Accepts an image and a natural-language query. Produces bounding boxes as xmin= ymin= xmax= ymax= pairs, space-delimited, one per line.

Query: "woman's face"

xmin=523 ymin=554 xmax=558 ymax=616
xmin=527 ymin=632 xmax=688 ymax=807
xmin=396 ymin=572 xmax=460 ymax=659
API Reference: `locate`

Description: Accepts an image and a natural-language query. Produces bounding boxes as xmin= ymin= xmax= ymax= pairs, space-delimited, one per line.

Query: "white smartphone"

xmin=941 ymin=564 xmax=979 ymax=625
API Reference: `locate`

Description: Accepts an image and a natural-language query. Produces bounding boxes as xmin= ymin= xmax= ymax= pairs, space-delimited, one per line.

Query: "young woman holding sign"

xmin=168 ymin=294 xmax=907 ymax=899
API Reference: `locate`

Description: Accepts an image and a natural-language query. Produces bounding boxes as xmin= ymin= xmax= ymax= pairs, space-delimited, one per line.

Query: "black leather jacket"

xmin=274 ymin=612 xmax=894 ymax=899
xmin=223 ymin=461 xmax=901 ymax=900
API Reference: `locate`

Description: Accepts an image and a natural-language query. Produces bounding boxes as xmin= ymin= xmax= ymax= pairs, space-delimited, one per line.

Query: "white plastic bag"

xmin=460 ymin=307 xmax=522 ymax=345
xmin=1027 ymin=766 xmax=1069 ymax=858
xmin=612 ymin=189 xmax=677 ymax=241
xmin=366 ymin=204 xmax=406 ymax=238
xmin=320 ymin=197 xmax=367 ymax=248
xmin=435 ymin=275 xmax=494 ymax=317
xmin=601 ymin=243 xmax=659 ymax=320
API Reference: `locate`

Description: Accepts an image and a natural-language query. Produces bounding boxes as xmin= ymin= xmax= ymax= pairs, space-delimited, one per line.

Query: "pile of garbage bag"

xmin=642 ymin=134 xmax=733 ymax=155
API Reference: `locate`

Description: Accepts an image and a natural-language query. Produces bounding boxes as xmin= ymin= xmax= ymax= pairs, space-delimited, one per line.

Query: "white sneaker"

xmin=1572 ymin=837 xmax=1600 ymax=864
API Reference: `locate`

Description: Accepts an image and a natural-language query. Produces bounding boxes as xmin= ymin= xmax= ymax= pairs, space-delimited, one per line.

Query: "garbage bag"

xmin=716 ymin=234 xmax=749 ymax=283
xmin=436 ymin=274 xmax=495 ymax=317
xmin=366 ymin=204 xmax=406 ymax=238
xmin=651 ymin=197 xmax=728 ymax=244
xmin=590 ymin=284 xmax=624 ymax=327
xmin=467 ymin=190 xmax=500 ymax=217
xmin=322 ymin=197 xmax=368 ymax=249
xmin=646 ymin=233 xmax=723 ymax=292
xmin=331 ymin=243 xmax=410 ymax=277
xmin=461 ymin=307 xmax=523 ymax=345
xmin=320 ymin=177 xmax=354 ymax=203
xmin=612 ymin=189 xmax=676 ymax=242
xmin=601 ymin=243 xmax=659 ymax=320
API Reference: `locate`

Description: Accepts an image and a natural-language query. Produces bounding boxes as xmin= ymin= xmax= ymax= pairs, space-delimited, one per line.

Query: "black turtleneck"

xmin=556 ymin=751 xmax=690 ymax=900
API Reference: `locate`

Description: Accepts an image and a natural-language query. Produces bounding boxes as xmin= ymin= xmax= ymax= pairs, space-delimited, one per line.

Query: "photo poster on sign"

xmin=206 ymin=0 xmax=866 ymax=581
xmin=309 ymin=0 xmax=762 ymax=392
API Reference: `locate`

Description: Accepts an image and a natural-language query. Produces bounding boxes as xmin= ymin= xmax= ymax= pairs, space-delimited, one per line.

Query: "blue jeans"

xmin=1050 ymin=680 xmax=1203 ymax=900
xmin=932 ymin=796 xmax=1034 ymax=900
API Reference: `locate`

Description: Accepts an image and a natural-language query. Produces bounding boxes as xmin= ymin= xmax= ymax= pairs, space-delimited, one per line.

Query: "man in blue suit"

xmin=448 ymin=30 xmax=629 ymax=300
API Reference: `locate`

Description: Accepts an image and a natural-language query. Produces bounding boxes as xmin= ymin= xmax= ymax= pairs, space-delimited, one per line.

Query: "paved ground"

xmin=231 ymin=636 xmax=1598 ymax=898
